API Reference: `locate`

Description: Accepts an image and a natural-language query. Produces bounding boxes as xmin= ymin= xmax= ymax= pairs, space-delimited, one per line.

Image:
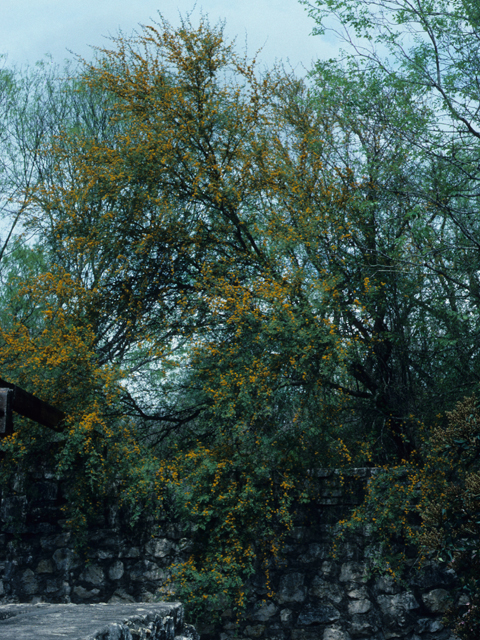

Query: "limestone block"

xmin=374 ymin=574 xmax=400 ymax=595
xmin=339 ymin=563 xmax=368 ymax=583
xmin=36 ymin=559 xmax=54 ymax=574
xmin=347 ymin=586 xmax=368 ymax=600
xmin=145 ymin=538 xmax=173 ymax=558
xmin=52 ymin=548 xmax=76 ymax=571
xmin=411 ymin=561 xmax=456 ymax=589
xmin=343 ymin=542 xmax=360 ymax=560
xmin=251 ymin=602 xmax=277 ymax=621
xmin=45 ymin=580 xmax=61 ymax=594
xmin=293 ymin=631 xmax=332 ymax=640
xmin=108 ymin=561 xmax=125 ymax=581
xmin=280 ymin=609 xmax=293 ymax=624
xmin=21 ymin=569 xmax=38 ymax=595
xmin=297 ymin=604 xmax=340 ymax=626
xmin=0 ymin=579 xmax=4 ymax=596
xmin=130 ymin=560 xmax=166 ymax=582
xmin=289 ymin=527 xmax=308 ymax=543
xmin=165 ymin=522 xmax=185 ymax=539
xmin=377 ymin=592 xmax=420 ymax=628
xmin=120 ymin=547 xmax=140 ymax=558
xmin=1 ymin=496 xmax=26 ymax=525
xmin=323 ymin=626 xmax=351 ymax=640
xmin=298 ymin=543 xmax=330 ymax=563
xmin=250 ymin=572 xmax=269 ymax=596
xmin=320 ymin=485 xmax=343 ymax=498
xmin=53 ymin=533 xmax=71 ymax=548
xmin=244 ymin=624 xmax=265 ymax=637
xmin=429 ymin=619 xmax=444 ymax=632
xmin=320 ymin=561 xmax=337 ymax=578
xmin=96 ymin=550 xmax=114 ymax=560
xmin=73 ymin=585 xmax=101 ymax=599
xmin=108 ymin=589 xmax=135 ymax=603
xmin=43 ymin=580 xmax=68 ymax=598
xmin=277 ymin=572 xmax=306 ymax=604
xmin=178 ymin=538 xmax=194 ymax=553
xmin=266 ymin=629 xmax=285 ymax=640
xmin=39 ymin=536 xmax=56 ymax=550
xmin=347 ymin=599 xmax=371 ymax=615
xmin=383 ymin=630 xmax=403 ymax=639
xmin=311 ymin=576 xmax=343 ymax=604
xmin=422 ymin=588 xmax=450 ymax=613
xmin=144 ymin=563 xmax=167 ymax=582
xmin=31 ymin=481 xmax=58 ymax=501
xmin=221 ymin=609 xmax=239 ymax=631
xmin=378 ymin=592 xmax=420 ymax=613
xmin=364 ymin=543 xmax=383 ymax=559
xmin=80 ymin=564 xmax=105 ymax=586
xmin=349 ymin=615 xmax=373 ymax=637
xmin=88 ymin=530 xmax=121 ymax=547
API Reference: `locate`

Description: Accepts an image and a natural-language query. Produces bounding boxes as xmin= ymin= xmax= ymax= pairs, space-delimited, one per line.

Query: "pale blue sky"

xmin=0 ymin=0 xmax=338 ymax=72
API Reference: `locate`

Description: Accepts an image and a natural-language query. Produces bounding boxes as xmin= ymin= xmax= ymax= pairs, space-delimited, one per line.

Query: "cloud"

xmin=0 ymin=0 xmax=337 ymax=71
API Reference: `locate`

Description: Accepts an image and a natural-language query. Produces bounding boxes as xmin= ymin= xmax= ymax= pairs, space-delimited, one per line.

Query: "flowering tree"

xmin=1 ymin=10 xmax=479 ymax=628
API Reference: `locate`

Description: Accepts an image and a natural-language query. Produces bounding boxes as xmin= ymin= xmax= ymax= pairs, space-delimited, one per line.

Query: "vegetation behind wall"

xmin=0 ymin=2 xmax=479 ymax=637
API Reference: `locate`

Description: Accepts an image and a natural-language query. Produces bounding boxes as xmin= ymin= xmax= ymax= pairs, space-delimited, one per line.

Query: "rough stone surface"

xmin=422 ymin=588 xmax=451 ymax=613
xmin=277 ymin=572 xmax=307 ymax=604
xmin=310 ymin=576 xmax=343 ymax=604
xmin=347 ymin=598 xmax=371 ymax=614
xmin=0 ymin=602 xmax=197 ymax=640
xmin=251 ymin=602 xmax=278 ymax=622
xmin=108 ymin=561 xmax=125 ymax=581
xmin=81 ymin=565 xmax=105 ymax=586
xmin=0 ymin=468 xmax=460 ymax=640
xmin=323 ymin=626 xmax=350 ymax=640
xmin=297 ymin=603 xmax=340 ymax=626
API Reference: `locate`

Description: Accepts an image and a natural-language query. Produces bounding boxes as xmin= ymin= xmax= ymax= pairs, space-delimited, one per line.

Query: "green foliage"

xmin=163 ymin=436 xmax=296 ymax=623
xmin=1 ymin=8 xmax=480 ymax=633
xmin=300 ymin=4 xmax=480 ymax=636
xmin=336 ymin=395 xmax=480 ymax=637
xmin=0 ymin=244 xmax=162 ymax=544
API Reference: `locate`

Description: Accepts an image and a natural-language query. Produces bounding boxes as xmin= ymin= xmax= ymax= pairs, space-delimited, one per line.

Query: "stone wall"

xmin=0 ymin=469 xmax=460 ymax=639
xmin=0 ymin=476 xmax=193 ymax=604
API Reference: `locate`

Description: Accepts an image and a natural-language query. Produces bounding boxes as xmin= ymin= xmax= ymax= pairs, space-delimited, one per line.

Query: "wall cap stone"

xmin=0 ymin=602 xmax=191 ymax=640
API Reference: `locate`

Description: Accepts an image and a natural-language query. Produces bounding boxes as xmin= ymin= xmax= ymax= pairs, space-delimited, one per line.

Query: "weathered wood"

xmin=0 ymin=388 xmax=13 ymax=436
xmin=0 ymin=377 xmax=65 ymax=433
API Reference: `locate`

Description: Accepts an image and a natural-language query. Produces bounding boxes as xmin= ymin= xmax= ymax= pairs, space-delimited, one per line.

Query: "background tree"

xmin=303 ymin=0 xmax=480 ymax=313
xmin=301 ymin=2 xmax=480 ymax=636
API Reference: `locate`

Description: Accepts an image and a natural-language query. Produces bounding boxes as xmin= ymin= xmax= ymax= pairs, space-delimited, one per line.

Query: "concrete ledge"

xmin=0 ymin=602 xmax=198 ymax=640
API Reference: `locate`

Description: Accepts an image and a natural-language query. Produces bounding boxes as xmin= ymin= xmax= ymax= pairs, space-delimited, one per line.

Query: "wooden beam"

xmin=0 ymin=388 xmax=13 ymax=436
xmin=0 ymin=377 xmax=65 ymax=433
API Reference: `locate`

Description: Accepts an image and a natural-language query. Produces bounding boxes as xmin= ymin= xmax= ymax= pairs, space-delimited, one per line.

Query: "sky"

xmin=0 ymin=0 xmax=338 ymax=73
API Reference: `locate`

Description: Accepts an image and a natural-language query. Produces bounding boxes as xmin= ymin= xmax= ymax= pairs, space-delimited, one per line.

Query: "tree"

xmin=302 ymin=0 xmax=480 ymax=308
xmin=305 ymin=56 xmax=480 ymax=456
xmin=301 ymin=4 xmax=480 ymax=637
xmin=0 ymin=16 xmax=398 ymax=618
